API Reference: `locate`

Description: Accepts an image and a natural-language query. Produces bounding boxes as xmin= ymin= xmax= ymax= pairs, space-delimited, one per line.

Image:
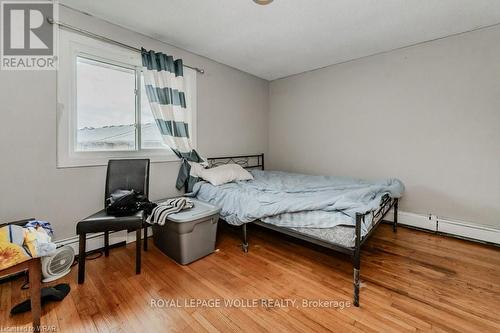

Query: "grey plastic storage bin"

xmin=152 ymin=199 xmax=220 ymax=265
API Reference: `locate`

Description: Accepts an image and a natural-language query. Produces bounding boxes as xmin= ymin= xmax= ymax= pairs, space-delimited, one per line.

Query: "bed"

xmin=192 ymin=154 xmax=402 ymax=307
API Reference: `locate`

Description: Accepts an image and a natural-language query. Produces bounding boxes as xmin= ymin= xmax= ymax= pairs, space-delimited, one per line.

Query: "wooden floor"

xmin=1 ymin=224 xmax=499 ymax=333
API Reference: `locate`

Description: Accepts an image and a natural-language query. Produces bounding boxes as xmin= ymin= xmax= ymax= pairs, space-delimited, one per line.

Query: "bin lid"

xmin=156 ymin=198 xmax=221 ymax=223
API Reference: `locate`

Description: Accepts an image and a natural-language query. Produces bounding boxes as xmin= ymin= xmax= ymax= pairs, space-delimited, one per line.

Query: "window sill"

xmin=56 ymin=152 xmax=180 ymax=169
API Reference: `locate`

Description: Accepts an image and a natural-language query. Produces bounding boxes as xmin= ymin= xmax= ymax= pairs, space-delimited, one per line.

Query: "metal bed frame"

xmin=206 ymin=153 xmax=398 ymax=307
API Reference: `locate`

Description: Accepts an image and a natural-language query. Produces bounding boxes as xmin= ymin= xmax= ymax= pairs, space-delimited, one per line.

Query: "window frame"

xmin=57 ymin=30 xmax=197 ymax=168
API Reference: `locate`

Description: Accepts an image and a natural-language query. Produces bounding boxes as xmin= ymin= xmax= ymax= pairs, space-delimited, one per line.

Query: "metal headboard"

xmin=207 ymin=154 xmax=264 ymax=170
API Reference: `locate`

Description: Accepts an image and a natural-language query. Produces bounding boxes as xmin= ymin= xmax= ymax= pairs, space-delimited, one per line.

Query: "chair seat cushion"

xmin=77 ymin=210 xmax=144 ymax=234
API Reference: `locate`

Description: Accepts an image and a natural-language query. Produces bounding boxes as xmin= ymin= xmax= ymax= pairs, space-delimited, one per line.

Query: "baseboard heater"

xmin=385 ymin=210 xmax=500 ymax=246
xmin=55 ymin=228 xmax=153 ymax=255
xmin=56 ymin=230 xmax=128 ymax=255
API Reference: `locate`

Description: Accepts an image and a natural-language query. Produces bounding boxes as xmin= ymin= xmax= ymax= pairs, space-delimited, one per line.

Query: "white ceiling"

xmin=60 ymin=0 xmax=500 ymax=81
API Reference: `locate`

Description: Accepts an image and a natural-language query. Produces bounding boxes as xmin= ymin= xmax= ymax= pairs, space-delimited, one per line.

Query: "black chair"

xmin=76 ymin=159 xmax=150 ymax=284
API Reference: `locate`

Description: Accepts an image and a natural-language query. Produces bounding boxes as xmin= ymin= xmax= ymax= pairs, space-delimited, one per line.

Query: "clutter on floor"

xmin=10 ymin=283 xmax=71 ymax=314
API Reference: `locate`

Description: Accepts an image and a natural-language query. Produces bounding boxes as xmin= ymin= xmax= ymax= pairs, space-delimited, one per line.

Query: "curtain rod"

xmin=47 ymin=18 xmax=205 ymax=74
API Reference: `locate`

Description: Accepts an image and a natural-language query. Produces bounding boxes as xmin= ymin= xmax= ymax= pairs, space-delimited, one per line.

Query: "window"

xmin=57 ymin=30 xmax=197 ymax=167
xmin=76 ymin=57 xmax=137 ymax=152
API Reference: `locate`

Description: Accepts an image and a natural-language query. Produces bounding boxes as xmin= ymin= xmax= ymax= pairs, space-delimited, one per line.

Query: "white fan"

xmin=41 ymin=245 xmax=75 ymax=283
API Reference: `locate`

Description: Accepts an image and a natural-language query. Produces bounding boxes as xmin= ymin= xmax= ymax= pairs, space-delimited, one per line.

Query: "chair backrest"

xmin=104 ymin=159 xmax=150 ymax=206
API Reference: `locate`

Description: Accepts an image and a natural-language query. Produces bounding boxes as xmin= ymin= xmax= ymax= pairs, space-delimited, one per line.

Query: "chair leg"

xmin=78 ymin=233 xmax=86 ymax=284
xmin=143 ymin=225 xmax=148 ymax=251
xmin=29 ymin=258 xmax=41 ymax=332
xmin=136 ymin=229 xmax=141 ymax=274
xmin=104 ymin=231 xmax=110 ymax=257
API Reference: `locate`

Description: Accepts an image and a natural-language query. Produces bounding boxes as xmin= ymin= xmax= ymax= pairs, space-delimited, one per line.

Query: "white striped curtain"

xmin=141 ymin=49 xmax=204 ymax=190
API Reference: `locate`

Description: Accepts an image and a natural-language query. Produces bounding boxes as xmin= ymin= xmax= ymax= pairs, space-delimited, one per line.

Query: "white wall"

xmin=2 ymin=6 xmax=499 ymax=238
xmin=0 ymin=6 xmax=269 ymax=239
xmin=269 ymin=25 xmax=500 ymax=228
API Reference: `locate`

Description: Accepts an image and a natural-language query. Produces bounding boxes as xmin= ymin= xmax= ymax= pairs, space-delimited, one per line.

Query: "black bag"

xmin=105 ymin=189 xmax=151 ymax=216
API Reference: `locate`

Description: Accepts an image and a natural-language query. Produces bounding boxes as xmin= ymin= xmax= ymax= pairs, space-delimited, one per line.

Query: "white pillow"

xmin=189 ymin=161 xmax=206 ymax=178
xmin=197 ymin=163 xmax=253 ymax=186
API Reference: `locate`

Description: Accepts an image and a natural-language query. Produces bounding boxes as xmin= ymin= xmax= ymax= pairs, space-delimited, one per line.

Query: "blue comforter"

xmin=192 ymin=170 xmax=404 ymax=234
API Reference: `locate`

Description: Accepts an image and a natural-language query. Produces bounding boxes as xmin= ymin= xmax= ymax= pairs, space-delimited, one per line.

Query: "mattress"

xmin=252 ymin=220 xmax=358 ymax=248
xmin=287 ymin=225 xmax=357 ymax=248
xmin=193 ymin=169 xmax=402 ymax=247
